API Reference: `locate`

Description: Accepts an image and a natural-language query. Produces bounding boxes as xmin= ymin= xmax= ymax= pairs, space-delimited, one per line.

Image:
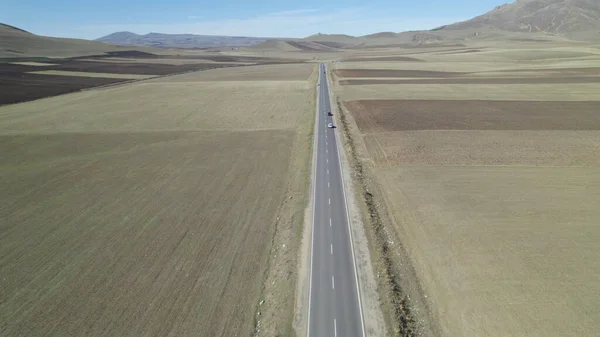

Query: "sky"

xmin=1 ymin=0 xmax=510 ymax=39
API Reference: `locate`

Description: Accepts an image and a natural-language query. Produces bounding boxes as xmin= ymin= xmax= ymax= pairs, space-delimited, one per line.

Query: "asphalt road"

xmin=307 ymin=63 xmax=366 ymax=337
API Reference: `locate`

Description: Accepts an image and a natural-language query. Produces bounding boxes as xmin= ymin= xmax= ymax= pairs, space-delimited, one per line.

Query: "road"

xmin=307 ymin=63 xmax=366 ymax=337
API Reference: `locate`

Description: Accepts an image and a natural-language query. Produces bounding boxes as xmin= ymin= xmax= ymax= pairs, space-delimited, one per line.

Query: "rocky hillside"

xmin=442 ymin=0 xmax=600 ymax=41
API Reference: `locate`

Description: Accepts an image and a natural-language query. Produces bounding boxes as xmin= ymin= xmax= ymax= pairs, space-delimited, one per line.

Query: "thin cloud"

xmin=267 ymin=9 xmax=319 ymax=16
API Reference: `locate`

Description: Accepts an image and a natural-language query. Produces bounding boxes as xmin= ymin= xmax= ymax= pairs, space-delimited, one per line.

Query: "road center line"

xmin=329 ymin=198 xmax=331 ymax=205
xmin=328 ymin=182 xmax=330 ymax=187
xmin=334 ymin=319 xmax=337 ymax=337
xmin=331 ymin=244 xmax=333 ymax=254
xmin=330 ymin=218 xmax=332 ymax=227
xmin=332 ymin=276 xmax=335 ymax=290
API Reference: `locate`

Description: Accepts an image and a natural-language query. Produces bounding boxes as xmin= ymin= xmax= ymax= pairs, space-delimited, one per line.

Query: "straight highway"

xmin=307 ymin=63 xmax=366 ymax=337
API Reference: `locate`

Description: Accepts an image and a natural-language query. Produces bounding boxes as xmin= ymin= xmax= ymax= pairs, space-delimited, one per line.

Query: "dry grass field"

xmin=0 ymin=62 xmax=316 ymax=336
xmin=332 ymin=42 xmax=600 ymax=336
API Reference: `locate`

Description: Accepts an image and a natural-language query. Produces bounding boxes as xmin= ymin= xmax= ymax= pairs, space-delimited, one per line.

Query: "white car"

xmin=327 ymin=123 xmax=334 ymax=128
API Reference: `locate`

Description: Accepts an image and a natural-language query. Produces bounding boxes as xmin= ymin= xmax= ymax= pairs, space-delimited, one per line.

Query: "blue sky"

xmin=1 ymin=0 xmax=510 ymax=39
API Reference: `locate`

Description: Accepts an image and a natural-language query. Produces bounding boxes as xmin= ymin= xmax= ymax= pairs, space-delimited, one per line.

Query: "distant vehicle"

xmin=328 ymin=112 xmax=333 ymax=116
xmin=327 ymin=123 xmax=334 ymax=128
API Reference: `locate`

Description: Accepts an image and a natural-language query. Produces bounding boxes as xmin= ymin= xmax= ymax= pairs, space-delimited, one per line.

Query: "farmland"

xmin=332 ymin=42 xmax=600 ymax=336
xmin=0 ymin=61 xmax=317 ymax=336
xmin=0 ymin=51 xmax=297 ymax=105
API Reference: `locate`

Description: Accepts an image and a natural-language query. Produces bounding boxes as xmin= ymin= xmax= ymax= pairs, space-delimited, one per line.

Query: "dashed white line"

xmin=332 ymin=276 xmax=335 ymax=290
xmin=328 ymin=198 xmax=331 ymax=205
xmin=331 ymin=244 xmax=333 ymax=255
xmin=330 ymin=218 xmax=332 ymax=227
xmin=327 ymin=158 xmax=328 ymax=163
xmin=334 ymin=319 xmax=337 ymax=337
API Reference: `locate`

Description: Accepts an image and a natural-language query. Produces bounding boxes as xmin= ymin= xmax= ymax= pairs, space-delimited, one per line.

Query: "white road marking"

xmin=331 ymin=244 xmax=333 ymax=254
xmin=332 ymin=276 xmax=335 ymax=290
xmin=328 ymin=182 xmax=330 ymax=187
xmin=331 ymin=79 xmax=367 ymax=336
xmin=329 ymin=198 xmax=331 ymax=205
xmin=334 ymin=319 xmax=337 ymax=337
xmin=307 ymin=64 xmax=323 ymax=337
xmin=330 ymin=218 xmax=332 ymax=227
xmin=327 ymin=158 xmax=328 ymax=163
xmin=327 ymin=169 xmax=329 ymax=174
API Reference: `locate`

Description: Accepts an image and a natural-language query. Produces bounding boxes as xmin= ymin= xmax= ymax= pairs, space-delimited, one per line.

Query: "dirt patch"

xmin=286 ymin=41 xmax=328 ymax=52
xmin=0 ymin=59 xmax=246 ymax=105
xmin=493 ymin=67 xmax=600 ymax=75
xmin=339 ymin=76 xmax=600 ymax=85
xmin=28 ymin=70 xmax=156 ymax=79
xmin=335 ymin=69 xmax=467 ymax=78
xmin=435 ymin=49 xmax=482 ymax=55
xmin=48 ymin=60 xmax=243 ymax=75
xmin=0 ymin=72 xmax=125 ymax=105
xmin=0 ymin=130 xmax=295 ymax=337
xmin=344 ymin=100 xmax=600 ymax=132
xmin=341 ymin=56 xmax=424 ymax=62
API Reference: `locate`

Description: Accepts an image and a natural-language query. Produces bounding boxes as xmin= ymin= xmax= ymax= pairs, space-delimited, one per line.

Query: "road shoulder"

xmin=327 ymin=65 xmax=388 ymax=337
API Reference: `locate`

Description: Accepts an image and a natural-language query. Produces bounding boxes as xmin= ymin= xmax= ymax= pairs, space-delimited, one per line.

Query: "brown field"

xmin=345 ymin=100 xmax=600 ymax=132
xmin=29 ymin=70 xmax=157 ymax=79
xmin=0 ymin=50 xmax=300 ymax=106
xmin=339 ymin=76 xmax=600 ymax=85
xmin=0 ymin=73 xmax=125 ymax=106
xmin=333 ymin=43 xmax=600 ymax=336
xmin=334 ymin=68 xmax=466 ymax=78
xmin=341 ymin=56 xmax=424 ymax=62
xmin=0 ymin=62 xmax=317 ymax=336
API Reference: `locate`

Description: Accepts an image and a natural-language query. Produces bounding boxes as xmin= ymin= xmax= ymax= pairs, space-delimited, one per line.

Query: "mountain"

xmin=96 ymin=32 xmax=292 ymax=48
xmin=441 ymin=0 xmax=600 ymax=41
xmin=0 ymin=23 xmax=126 ymax=58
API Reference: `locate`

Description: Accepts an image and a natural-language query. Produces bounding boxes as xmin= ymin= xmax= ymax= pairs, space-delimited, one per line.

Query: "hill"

xmin=0 ymin=23 xmax=125 ymax=58
xmin=441 ymin=0 xmax=600 ymax=42
xmin=97 ymin=31 xmax=291 ymax=48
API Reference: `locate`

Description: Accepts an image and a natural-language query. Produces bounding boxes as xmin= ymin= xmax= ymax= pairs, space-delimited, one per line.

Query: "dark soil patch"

xmin=312 ymin=41 xmax=347 ymax=48
xmin=493 ymin=67 xmax=600 ymax=76
xmin=0 ymin=58 xmax=246 ymax=105
xmin=339 ymin=76 xmax=600 ymax=85
xmin=436 ymin=49 xmax=482 ymax=55
xmin=49 ymin=60 xmax=242 ymax=75
xmin=0 ymin=73 xmax=125 ymax=105
xmin=286 ymin=41 xmax=330 ymax=52
xmin=358 ymin=43 xmax=466 ymax=49
xmin=345 ymin=100 xmax=600 ymax=132
xmin=341 ymin=56 xmax=424 ymax=62
xmin=334 ymin=69 xmax=468 ymax=78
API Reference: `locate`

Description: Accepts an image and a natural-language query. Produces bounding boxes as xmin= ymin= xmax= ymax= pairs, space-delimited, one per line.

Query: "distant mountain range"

xmin=3 ymin=0 xmax=600 ymax=57
xmin=96 ymin=32 xmax=293 ymax=49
